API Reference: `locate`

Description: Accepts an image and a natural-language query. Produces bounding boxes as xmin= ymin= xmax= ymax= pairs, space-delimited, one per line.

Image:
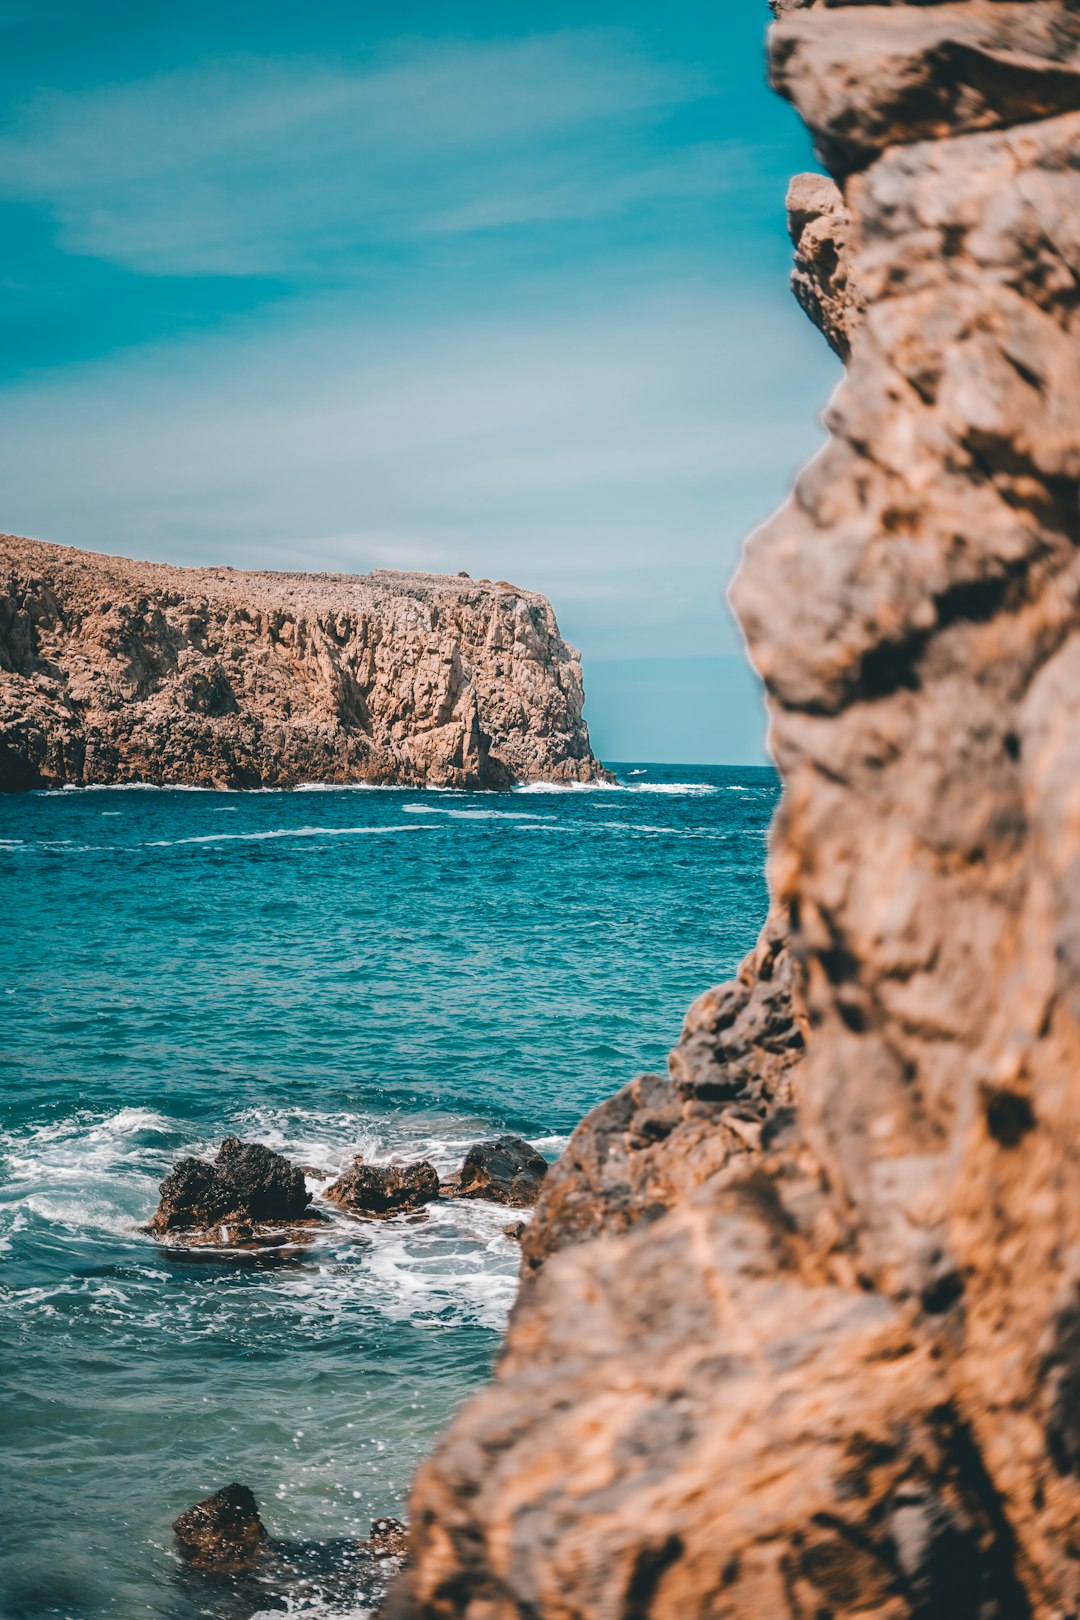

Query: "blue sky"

xmin=0 ymin=0 xmax=837 ymax=765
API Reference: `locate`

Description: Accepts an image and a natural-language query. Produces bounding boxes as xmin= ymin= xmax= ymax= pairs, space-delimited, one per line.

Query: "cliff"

xmin=0 ymin=535 xmax=608 ymax=791
xmin=383 ymin=2 xmax=1080 ymax=1615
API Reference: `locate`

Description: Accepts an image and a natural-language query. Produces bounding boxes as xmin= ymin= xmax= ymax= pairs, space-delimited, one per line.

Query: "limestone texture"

xmin=381 ymin=2 xmax=1080 ymax=1615
xmin=0 ymin=534 xmax=607 ymax=791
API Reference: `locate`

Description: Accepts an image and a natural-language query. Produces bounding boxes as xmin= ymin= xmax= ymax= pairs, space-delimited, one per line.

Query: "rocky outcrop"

xmin=0 ymin=534 xmax=608 ymax=791
xmin=149 ymin=1138 xmax=312 ymax=1239
xmin=173 ymin=1484 xmax=268 ymax=1573
xmin=787 ymin=172 xmax=864 ymax=362
xmin=381 ymin=3 xmax=1080 ymax=1616
xmin=446 ymin=1136 xmax=549 ymax=1210
xmin=520 ymin=906 xmax=804 ymax=1271
xmin=174 ymin=1485 xmax=407 ymax=1610
xmin=326 ymin=1158 xmax=441 ymax=1218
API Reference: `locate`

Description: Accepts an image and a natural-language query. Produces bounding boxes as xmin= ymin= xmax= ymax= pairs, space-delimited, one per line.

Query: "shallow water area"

xmin=0 ymin=763 xmax=778 ymax=1617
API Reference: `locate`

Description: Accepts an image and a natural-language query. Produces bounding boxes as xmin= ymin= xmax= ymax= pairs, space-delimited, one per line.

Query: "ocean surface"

xmin=0 ymin=763 xmax=779 ymax=1619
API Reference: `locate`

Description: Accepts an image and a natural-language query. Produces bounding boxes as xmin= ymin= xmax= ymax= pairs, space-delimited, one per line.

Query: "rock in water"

xmin=380 ymin=3 xmax=1080 ymax=1616
xmin=450 ymin=1136 xmax=548 ymax=1207
xmin=149 ymin=1138 xmax=310 ymax=1236
xmin=0 ymin=536 xmax=610 ymax=791
xmin=325 ymin=1158 xmax=440 ymax=1217
xmin=173 ymin=1483 xmax=268 ymax=1573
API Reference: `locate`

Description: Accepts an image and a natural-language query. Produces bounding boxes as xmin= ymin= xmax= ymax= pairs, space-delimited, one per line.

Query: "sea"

xmin=0 ymin=763 xmax=779 ymax=1619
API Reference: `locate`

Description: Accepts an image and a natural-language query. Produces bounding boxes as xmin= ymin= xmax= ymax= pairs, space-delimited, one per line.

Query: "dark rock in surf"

xmin=449 ymin=1136 xmax=548 ymax=1208
xmin=503 ymin=1220 xmax=527 ymax=1241
xmin=325 ymin=1158 xmax=440 ymax=1217
xmin=173 ymin=1482 xmax=269 ymax=1573
xmin=149 ymin=1137 xmax=310 ymax=1236
xmin=359 ymin=1517 xmax=409 ymax=1560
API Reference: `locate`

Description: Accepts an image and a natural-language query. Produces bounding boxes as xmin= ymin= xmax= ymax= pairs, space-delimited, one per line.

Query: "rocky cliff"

xmin=0 ymin=535 xmax=607 ymax=791
xmin=383 ymin=2 xmax=1080 ymax=1615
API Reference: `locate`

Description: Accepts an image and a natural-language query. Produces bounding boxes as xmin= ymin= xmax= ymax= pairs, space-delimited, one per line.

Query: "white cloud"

xmin=0 ymin=274 xmax=837 ymax=657
xmin=0 ymin=33 xmax=715 ymax=275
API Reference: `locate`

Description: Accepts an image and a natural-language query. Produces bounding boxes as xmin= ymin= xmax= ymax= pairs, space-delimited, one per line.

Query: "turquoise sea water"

xmin=0 ymin=763 xmax=779 ymax=1619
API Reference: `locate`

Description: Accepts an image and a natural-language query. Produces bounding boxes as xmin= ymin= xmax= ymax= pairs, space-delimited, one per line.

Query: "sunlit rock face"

xmin=0 ymin=534 xmax=607 ymax=791
xmin=379 ymin=1 xmax=1080 ymax=1612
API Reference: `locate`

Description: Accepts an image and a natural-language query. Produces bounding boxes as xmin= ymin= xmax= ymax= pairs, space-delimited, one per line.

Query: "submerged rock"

xmin=173 ymin=1483 xmax=268 ymax=1573
xmin=448 ymin=1135 xmax=548 ymax=1208
xmin=149 ymin=1137 xmax=311 ymax=1237
xmin=325 ymin=1157 xmax=440 ymax=1217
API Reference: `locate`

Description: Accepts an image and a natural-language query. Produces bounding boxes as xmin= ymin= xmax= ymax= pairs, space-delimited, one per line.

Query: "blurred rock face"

xmin=383 ymin=3 xmax=1080 ymax=1615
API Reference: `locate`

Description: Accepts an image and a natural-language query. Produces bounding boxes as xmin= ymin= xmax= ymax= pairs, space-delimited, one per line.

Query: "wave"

xmin=402 ymin=804 xmax=550 ymax=821
xmin=514 ymin=779 xmax=718 ymax=796
xmin=144 ymin=823 xmax=437 ymax=848
xmin=0 ymin=1105 xmax=562 ymax=1334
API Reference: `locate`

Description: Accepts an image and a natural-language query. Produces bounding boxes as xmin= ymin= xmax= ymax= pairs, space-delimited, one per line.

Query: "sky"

xmin=0 ymin=0 xmax=838 ymax=766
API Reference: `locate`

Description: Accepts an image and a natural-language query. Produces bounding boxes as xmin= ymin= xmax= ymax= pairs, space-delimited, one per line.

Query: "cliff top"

xmin=0 ymin=532 xmax=545 ymax=617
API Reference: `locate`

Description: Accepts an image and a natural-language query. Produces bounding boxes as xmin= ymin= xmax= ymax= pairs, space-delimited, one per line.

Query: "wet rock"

xmin=173 ymin=1483 xmax=268 ymax=1573
xmin=325 ymin=1158 xmax=439 ymax=1217
xmin=360 ymin=1517 xmax=409 ymax=1560
xmin=174 ymin=1492 xmax=406 ymax=1613
xmin=449 ymin=1136 xmax=548 ymax=1208
xmin=149 ymin=1137 xmax=311 ymax=1237
xmin=502 ymin=1220 xmax=527 ymax=1241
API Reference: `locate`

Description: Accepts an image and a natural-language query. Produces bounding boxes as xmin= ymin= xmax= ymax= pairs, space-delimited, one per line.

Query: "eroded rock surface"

xmin=520 ymin=906 xmax=804 ymax=1271
xmin=325 ymin=1158 xmax=440 ymax=1218
xmin=149 ymin=1138 xmax=311 ymax=1239
xmin=381 ymin=2 xmax=1080 ymax=1615
xmin=0 ymin=535 xmax=608 ymax=791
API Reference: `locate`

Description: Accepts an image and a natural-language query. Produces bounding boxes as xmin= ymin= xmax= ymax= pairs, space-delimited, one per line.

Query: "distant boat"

xmin=628 ymin=769 xmax=648 ymax=776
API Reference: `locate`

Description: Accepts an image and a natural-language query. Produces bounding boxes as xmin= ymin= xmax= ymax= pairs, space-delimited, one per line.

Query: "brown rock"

xmin=447 ymin=1136 xmax=548 ymax=1208
xmin=0 ymin=535 xmax=610 ymax=791
xmin=325 ymin=1158 xmax=440 ymax=1218
xmin=149 ymin=1137 xmax=311 ymax=1238
xmin=787 ymin=172 xmax=864 ymax=361
xmin=380 ymin=3 xmax=1080 ymax=1616
xmin=520 ymin=905 xmax=804 ymax=1272
xmin=173 ymin=1483 xmax=268 ymax=1573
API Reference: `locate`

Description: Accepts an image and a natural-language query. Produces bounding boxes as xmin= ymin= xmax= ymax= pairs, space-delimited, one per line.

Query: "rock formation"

xmin=173 ymin=1483 xmax=269 ymax=1573
xmin=326 ymin=1158 xmax=441 ymax=1218
xmin=173 ymin=1485 xmax=408 ymax=1609
xmin=0 ymin=535 xmax=608 ymax=791
xmin=149 ymin=1138 xmax=312 ymax=1239
xmin=446 ymin=1136 xmax=549 ymax=1210
xmin=381 ymin=3 xmax=1080 ymax=1615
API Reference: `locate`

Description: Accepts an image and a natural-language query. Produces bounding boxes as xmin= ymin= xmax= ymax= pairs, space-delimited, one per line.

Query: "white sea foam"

xmin=1 ymin=1104 xmax=558 ymax=1333
xmin=145 ymin=823 xmax=437 ymax=848
xmin=402 ymin=804 xmax=549 ymax=821
xmin=513 ymin=779 xmax=717 ymax=796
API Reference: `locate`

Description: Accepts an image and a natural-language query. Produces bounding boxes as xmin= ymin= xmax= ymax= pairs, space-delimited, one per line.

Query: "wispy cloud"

xmin=0 ymin=32 xmax=718 ymax=276
xmin=0 ymin=275 xmax=837 ymax=656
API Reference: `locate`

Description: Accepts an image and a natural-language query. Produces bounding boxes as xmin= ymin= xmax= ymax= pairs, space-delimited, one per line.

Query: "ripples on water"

xmin=0 ymin=764 xmax=779 ymax=1617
